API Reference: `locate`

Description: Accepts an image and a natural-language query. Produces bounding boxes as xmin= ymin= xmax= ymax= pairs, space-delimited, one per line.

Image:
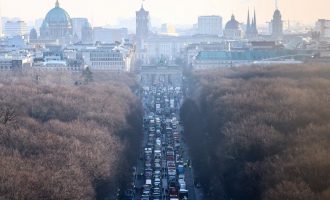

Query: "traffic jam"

xmin=137 ymin=86 xmax=189 ymax=200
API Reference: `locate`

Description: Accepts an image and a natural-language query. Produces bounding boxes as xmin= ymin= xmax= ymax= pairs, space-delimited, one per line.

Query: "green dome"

xmin=42 ymin=1 xmax=71 ymax=27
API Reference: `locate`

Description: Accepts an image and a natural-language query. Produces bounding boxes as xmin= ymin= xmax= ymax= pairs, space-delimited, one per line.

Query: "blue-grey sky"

xmin=0 ymin=0 xmax=327 ymax=26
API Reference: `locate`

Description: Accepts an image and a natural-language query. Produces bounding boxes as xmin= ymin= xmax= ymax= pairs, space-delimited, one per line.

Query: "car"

xmin=166 ymin=151 xmax=174 ymax=156
xmin=149 ymin=127 xmax=155 ymax=132
xmin=145 ymin=162 xmax=152 ymax=168
xmin=179 ymin=179 xmax=186 ymax=189
xmin=145 ymin=171 xmax=153 ymax=178
xmin=155 ymin=163 xmax=161 ymax=169
xmin=153 ymin=187 xmax=161 ymax=193
xmin=154 ymin=178 xmax=161 ymax=187
xmin=141 ymin=196 xmax=149 ymax=200
xmin=152 ymin=193 xmax=161 ymax=199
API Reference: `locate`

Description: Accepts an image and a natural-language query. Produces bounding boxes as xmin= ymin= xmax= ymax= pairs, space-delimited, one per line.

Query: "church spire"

xmin=246 ymin=9 xmax=251 ymax=35
xmin=55 ymin=0 xmax=59 ymax=8
xmin=253 ymin=9 xmax=257 ymax=30
xmin=253 ymin=9 xmax=258 ymax=35
xmin=247 ymin=9 xmax=250 ymax=27
xmin=246 ymin=8 xmax=258 ymax=38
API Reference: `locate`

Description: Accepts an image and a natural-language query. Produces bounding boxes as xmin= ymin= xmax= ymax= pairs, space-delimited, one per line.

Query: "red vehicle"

xmin=169 ymin=187 xmax=179 ymax=198
xmin=166 ymin=151 xmax=175 ymax=156
xmin=167 ymin=155 xmax=175 ymax=161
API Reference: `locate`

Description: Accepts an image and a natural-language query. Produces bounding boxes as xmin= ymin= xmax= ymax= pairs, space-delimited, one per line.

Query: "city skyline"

xmin=0 ymin=0 xmax=327 ymax=27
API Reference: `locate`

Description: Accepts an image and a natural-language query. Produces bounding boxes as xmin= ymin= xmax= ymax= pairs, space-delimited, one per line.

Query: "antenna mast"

xmin=275 ymin=0 xmax=278 ymax=9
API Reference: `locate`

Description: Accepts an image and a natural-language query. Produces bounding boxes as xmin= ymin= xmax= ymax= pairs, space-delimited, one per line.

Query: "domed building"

xmin=40 ymin=0 xmax=73 ymax=43
xmin=29 ymin=28 xmax=38 ymax=41
xmin=223 ymin=15 xmax=243 ymax=39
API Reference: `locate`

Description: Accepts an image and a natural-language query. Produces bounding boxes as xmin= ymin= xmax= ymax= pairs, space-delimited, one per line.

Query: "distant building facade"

xmin=160 ymin=24 xmax=177 ymax=36
xmin=192 ymin=48 xmax=298 ymax=69
xmin=143 ymin=35 xmax=224 ymax=64
xmin=0 ymin=59 xmax=23 ymax=71
xmin=93 ymin=27 xmax=128 ymax=43
xmin=71 ymin=18 xmax=89 ymax=41
xmin=82 ymin=44 xmax=134 ymax=72
xmin=0 ymin=51 xmax=32 ymax=71
xmin=315 ymin=19 xmax=330 ymax=41
xmin=198 ymin=16 xmax=222 ymax=36
xmin=185 ymin=42 xmax=227 ymax=66
xmin=0 ymin=36 xmax=27 ymax=47
xmin=4 ymin=21 xmax=28 ymax=37
xmin=81 ymin=22 xmax=93 ymax=44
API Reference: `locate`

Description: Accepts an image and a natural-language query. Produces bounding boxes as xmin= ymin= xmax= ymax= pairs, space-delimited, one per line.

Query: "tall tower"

xmin=253 ymin=10 xmax=257 ymax=31
xmin=271 ymin=0 xmax=283 ymax=39
xmin=136 ymin=4 xmax=150 ymax=50
xmin=252 ymin=9 xmax=258 ymax=35
xmin=246 ymin=9 xmax=251 ymax=36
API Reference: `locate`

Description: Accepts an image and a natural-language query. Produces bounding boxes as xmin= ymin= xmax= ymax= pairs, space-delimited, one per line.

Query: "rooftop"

xmin=195 ymin=49 xmax=299 ymax=61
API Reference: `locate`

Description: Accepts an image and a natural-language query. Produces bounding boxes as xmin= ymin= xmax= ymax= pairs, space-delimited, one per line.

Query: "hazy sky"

xmin=0 ymin=0 xmax=328 ymax=27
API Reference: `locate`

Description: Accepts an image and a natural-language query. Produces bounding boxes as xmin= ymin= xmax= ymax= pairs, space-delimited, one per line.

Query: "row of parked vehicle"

xmin=139 ymin=85 xmax=189 ymax=200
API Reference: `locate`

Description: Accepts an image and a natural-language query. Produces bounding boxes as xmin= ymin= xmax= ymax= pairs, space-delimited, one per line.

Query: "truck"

xmin=177 ymin=165 xmax=185 ymax=175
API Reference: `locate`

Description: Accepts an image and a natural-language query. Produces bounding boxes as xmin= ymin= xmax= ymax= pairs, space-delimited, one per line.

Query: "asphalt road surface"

xmin=127 ymin=85 xmax=203 ymax=200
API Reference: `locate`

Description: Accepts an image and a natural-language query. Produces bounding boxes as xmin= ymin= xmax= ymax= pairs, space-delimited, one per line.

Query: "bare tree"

xmin=0 ymin=105 xmax=16 ymax=125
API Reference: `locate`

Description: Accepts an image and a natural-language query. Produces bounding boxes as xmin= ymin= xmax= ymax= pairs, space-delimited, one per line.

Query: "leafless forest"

xmin=181 ymin=64 xmax=330 ymax=200
xmin=0 ymin=72 xmax=142 ymax=200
